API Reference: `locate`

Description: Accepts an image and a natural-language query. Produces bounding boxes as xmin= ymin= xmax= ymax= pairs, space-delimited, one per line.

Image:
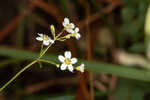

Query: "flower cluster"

xmin=36 ymin=18 xmax=81 ymax=45
xmin=36 ymin=18 xmax=84 ymax=73
xmin=0 ymin=18 xmax=84 ymax=92
xmin=63 ymin=18 xmax=81 ymax=40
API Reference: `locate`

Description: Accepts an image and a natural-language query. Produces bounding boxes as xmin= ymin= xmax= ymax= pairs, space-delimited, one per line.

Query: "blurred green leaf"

xmin=145 ymin=5 xmax=150 ymax=53
xmin=129 ymin=43 xmax=145 ymax=53
xmin=121 ymin=6 xmax=136 ymax=22
xmin=114 ymin=79 xmax=145 ymax=100
xmin=0 ymin=47 xmax=150 ymax=82
xmin=120 ymin=0 xmax=150 ymax=50
xmin=0 ymin=59 xmax=21 ymax=68
xmin=21 ymin=91 xmax=107 ymax=100
xmin=22 ymin=95 xmax=74 ymax=100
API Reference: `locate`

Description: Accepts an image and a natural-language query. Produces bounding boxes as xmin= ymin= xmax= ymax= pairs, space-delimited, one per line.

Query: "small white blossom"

xmin=76 ymin=63 xmax=85 ymax=73
xmin=72 ymin=27 xmax=81 ymax=40
xmin=58 ymin=51 xmax=77 ymax=72
xmin=63 ymin=18 xmax=75 ymax=33
xmin=36 ymin=33 xmax=54 ymax=46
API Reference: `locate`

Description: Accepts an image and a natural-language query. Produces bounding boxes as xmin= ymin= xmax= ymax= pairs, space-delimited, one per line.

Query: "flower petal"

xmin=65 ymin=51 xmax=71 ymax=58
xmin=80 ymin=64 xmax=85 ymax=72
xmin=63 ymin=22 xmax=67 ymax=27
xmin=66 ymin=29 xmax=74 ymax=33
xmin=70 ymin=23 xmax=75 ymax=28
xmin=76 ymin=33 xmax=81 ymax=40
xmin=43 ymin=40 xmax=50 ymax=46
xmin=75 ymin=27 xmax=79 ymax=33
xmin=60 ymin=63 xmax=67 ymax=70
xmin=71 ymin=58 xmax=77 ymax=64
xmin=68 ymin=64 xmax=73 ymax=72
xmin=38 ymin=33 xmax=43 ymax=37
xmin=49 ymin=39 xmax=54 ymax=43
xmin=36 ymin=37 xmax=43 ymax=41
xmin=58 ymin=55 xmax=65 ymax=63
xmin=64 ymin=18 xmax=70 ymax=24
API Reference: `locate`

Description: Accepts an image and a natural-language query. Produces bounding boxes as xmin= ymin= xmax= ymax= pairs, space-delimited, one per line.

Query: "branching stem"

xmin=0 ymin=28 xmax=65 ymax=92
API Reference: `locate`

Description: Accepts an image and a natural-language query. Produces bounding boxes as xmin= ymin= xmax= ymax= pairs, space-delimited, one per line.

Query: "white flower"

xmin=72 ymin=27 xmax=81 ymax=40
xmin=63 ymin=18 xmax=75 ymax=33
xmin=76 ymin=63 xmax=85 ymax=73
xmin=36 ymin=33 xmax=54 ymax=46
xmin=58 ymin=51 xmax=77 ymax=72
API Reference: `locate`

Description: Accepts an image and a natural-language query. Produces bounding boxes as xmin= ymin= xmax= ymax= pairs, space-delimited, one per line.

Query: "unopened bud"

xmin=50 ymin=25 xmax=55 ymax=39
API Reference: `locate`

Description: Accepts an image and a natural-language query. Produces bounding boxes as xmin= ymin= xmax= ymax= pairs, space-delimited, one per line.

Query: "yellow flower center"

xmin=43 ymin=35 xmax=49 ymax=41
xmin=72 ymin=33 xmax=76 ymax=36
xmin=64 ymin=58 xmax=71 ymax=65
xmin=66 ymin=24 xmax=72 ymax=29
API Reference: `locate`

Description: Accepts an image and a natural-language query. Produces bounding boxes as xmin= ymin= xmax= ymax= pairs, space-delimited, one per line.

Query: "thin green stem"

xmin=39 ymin=59 xmax=58 ymax=66
xmin=39 ymin=43 xmax=53 ymax=58
xmin=40 ymin=42 xmax=44 ymax=56
xmin=55 ymin=29 xmax=65 ymax=40
xmin=57 ymin=36 xmax=68 ymax=41
xmin=40 ymin=29 xmax=65 ymax=57
xmin=0 ymin=42 xmax=53 ymax=92
xmin=0 ymin=28 xmax=65 ymax=92
xmin=0 ymin=60 xmax=38 ymax=92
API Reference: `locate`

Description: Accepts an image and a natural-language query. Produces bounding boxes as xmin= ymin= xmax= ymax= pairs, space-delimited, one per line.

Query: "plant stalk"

xmin=0 ymin=60 xmax=38 ymax=92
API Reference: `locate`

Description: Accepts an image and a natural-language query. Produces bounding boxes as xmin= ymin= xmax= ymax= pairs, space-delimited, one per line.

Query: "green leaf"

xmin=0 ymin=47 xmax=150 ymax=82
xmin=22 ymin=95 xmax=74 ymax=100
xmin=0 ymin=59 xmax=21 ymax=68
xmin=114 ymin=79 xmax=145 ymax=100
xmin=145 ymin=6 xmax=150 ymax=53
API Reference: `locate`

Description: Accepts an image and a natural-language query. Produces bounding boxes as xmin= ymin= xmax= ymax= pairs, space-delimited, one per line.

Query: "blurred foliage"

xmin=114 ymin=79 xmax=145 ymax=100
xmin=1 ymin=0 xmax=150 ymax=100
xmin=22 ymin=95 xmax=74 ymax=100
xmin=1 ymin=47 xmax=150 ymax=82
xmin=120 ymin=0 xmax=150 ymax=52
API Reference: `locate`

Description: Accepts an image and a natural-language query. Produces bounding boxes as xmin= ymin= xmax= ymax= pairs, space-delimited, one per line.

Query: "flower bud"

xmin=50 ymin=25 xmax=55 ymax=39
